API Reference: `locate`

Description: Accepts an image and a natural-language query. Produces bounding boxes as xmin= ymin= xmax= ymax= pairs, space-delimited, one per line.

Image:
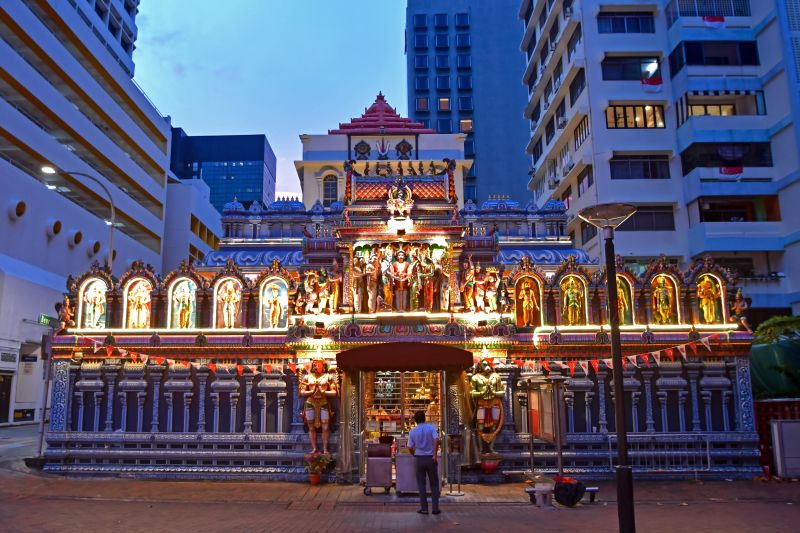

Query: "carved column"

xmin=149 ymin=364 xmax=165 ymax=432
xmin=211 ymin=393 xmax=220 ymax=433
xmin=118 ymin=391 xmax=128 ymax=431
xmin=197 ymin=369 xmax=209 ymax=433
xmin=641 ymin=369 xmax=656 ymax=433
xmin=136 ymin=391 xmax=146 ymax=432
xmin=258 ymin=393 xmax=269 ymax=432
xmin=290 ymin=372 xmax=304 ymax=433
xmin=496 ymin=362 xmax=518 ymax=433
xmin=66 ymin=363 xmax=79 ymax=431
xmin=75 ymin=392 xmax=85 ymax=431
xmin=48 ymin=360 xmax=71 ymax=432
xmin=259 ymin=371 xmax=288 ymax=433
xmin=183 ymin=392 xmax=193 ymax=432
xmin=685 ymin=362 xmax=702 ymax=432
xmin=163 ymin=364 xmax=193 ymax=432
xmin=596 ymin=370 xmax=608 ymax=433
xmin=92 ymin=391 xmax=103 ymax=431
xmin=517 ymin=391 xmax=529 ymax=434
xmin=277 ymin=392 xmax=287 ymax=433
xmin=74 ymin=361 xmax=103 ymax=432
xmin=243 ymin=373 xmax=254 ymax=433
xmin=102 ymin=362 xmax=119 ymax=431
xmin=230 ymin=391 xmax=240 ymax=432
xmin=656 ymin=363 xmax=688 ymax=433
xmin=118 ymin=362 xmax=146 ymax=433
xmin=165 ymin=392 xmax=174 ymax=432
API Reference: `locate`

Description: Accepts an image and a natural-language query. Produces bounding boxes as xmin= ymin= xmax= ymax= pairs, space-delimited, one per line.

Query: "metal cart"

xmin=364 ymin=443 xmax=393 ymax=495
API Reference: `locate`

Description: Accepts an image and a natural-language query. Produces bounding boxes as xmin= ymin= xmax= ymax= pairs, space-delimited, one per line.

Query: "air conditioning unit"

xmin=548 ymin=177 xmax=560 ymax=189
xmin=550 ymin=42 xmax=557 ymax=53
xmin=561 ymin=160 xmax=574 ymax=177
xmin=564 ymin=7 xmax=573 ymax=18
xmin=539 ymin=64 xmax=547 ymax=76
xmin=557 ymin=117 xmax=568 ymax=129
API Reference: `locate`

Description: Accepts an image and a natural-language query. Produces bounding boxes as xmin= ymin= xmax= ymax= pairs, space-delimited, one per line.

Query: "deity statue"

xmin=389 ymin=250 xmax=412 ymax=311
xmin=409 ymin=256 xmax=421 ymax=312
xmin=616 ymin=277 xmax=631 ymax=325
xmin=460 ymin=255 xmax=475 ymax=312
xmin=328 ymin=259 xmax=342 ymax=313
xmin=299 ymin=359 xmax=338 ymax=454
xmin=697 ymin=275 xmax=720 ymax=324
xmin=386 ymin=176 xmax=414 ymax=218
xmin=316 ymin=268 xmax=330 ymax=313
xmin=418 ymin=255 xmax=436 ymax=311
xmin=303 ymin=271 xmax=319 ymax=315
xmin=651 ymin=276 xmax=675 ymax=325
xmin=517 ymin=279 xmax=540 ymax=327
xmin=58 ymin=295 xmax=74 ymax=331
xmin=351 ymin=257 xmax=365 ymax=313
xmin=82 ymin=281 xmax=106 ymax=329
xmin=218 ymin=280 xmax=241 ymax=328
xmin=265 ymin=284 xmax=283 ymax=328
xmin=469 ymin=358 xmax=505 ymax=453
xmin=127 ymin=280 xmax=151 ymax=329
xmin=730 ymin=288 xmax=752 ymax=333
xmin=380 ymin=246 xmax=395 ymax=311
xmin=173 ymin=281 xmax=194 ymax=328
xmin=485 ymin=270 xmax=499 ymax=313
xmin=561 ymin=278 xmax=584 ymax=326
xmin=365 ymin=254 xmax=380 ymax=313
xmin=474 ymin=264 xmax=486 ymax=312
xmin=437 ymin=259 xmax=451 ymax=312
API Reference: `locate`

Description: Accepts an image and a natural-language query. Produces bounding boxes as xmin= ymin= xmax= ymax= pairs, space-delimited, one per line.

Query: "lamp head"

xmin=41 ymin=166 xmax=57 ymax=175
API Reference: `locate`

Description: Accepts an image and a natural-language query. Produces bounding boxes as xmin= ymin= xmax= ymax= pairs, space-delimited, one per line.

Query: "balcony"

xmin=682 ymin=166 xmax=775 ymax=203
xmin=521 ymin=4 xmax=580 ymax=89
xmin=688 ymin=221 xmax=784 ymax=255
xmin=677 ymin=115 xmax=773 ymax=151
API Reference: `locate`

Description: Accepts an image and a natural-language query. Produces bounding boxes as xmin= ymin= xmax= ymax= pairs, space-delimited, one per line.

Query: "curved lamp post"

xmin=578 ymin=203 xmax=637 ymax=533
xmin=41 ymin=166 xmax=116 ymax=273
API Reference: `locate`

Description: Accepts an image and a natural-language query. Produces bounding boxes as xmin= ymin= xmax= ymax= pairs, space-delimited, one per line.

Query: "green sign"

xmin=38 ymin=314 xmax=59 ymax=328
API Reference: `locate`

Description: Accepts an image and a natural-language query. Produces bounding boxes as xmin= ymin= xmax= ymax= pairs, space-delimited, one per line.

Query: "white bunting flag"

xmin=602 ymin=358 xmax=613 ymax=369
xmin=139 ymin=354 xmax=149 ymax=364
xmin=700 ymin=336 xmax=711 ymax=351
xmin=651 ymin=352 xmax=661 ymax=366
xmin=578 ymin=361 xmax=589 ymax=376
xmin=626 ymin=355 xmax=639 ymax=368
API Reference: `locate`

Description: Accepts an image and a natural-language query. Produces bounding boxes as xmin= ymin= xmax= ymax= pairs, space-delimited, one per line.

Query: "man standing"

xmin=407 ymin=411 xmax=440 ymax=515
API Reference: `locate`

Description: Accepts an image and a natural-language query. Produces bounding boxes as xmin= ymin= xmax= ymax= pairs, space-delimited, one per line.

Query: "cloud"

xmin=172 ymin=62 xmax=187 ymax=77
xmin=146 ymin=30 xmax=182 ymax=46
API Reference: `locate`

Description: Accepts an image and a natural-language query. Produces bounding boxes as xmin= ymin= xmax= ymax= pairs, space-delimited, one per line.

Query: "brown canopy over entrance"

xmin=336 ymin=342 xmax=473 ymax=371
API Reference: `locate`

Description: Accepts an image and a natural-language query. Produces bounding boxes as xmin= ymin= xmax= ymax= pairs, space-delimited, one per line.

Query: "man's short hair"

xmin=413 ymin=411 xmax=426 ymax=424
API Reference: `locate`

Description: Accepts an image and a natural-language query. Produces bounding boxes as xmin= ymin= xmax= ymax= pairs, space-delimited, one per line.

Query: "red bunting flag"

xmin=590 ymin=360 xmax=600 ymax=373
xmin=640 ymin=354 xmax=650 ymax=368
xmin=677 ymin=345 xmax=687 ymax=360
xmin=567 ymin=360 xmax=577 ymax=377
xmin=578 ymin=361 xmax=589 ymax=376
xmin=651 ymin=352 xmax=661 ymax=366
xmin=207 ymin=363 xmax=217 ymax=373
xmin=247 ymin=364 xmax=259 ymax=374
xmin=541 ymin=361 xmax=551 ymax=373
xmin=664 ymin=348 xmax=675 ymax=362
xmin=687 ymin=342 xmax=698 ymax=355
xmin=621 ymin=357 xmax=627 ymax=371
xmin=236 ymin=364 xmax=244 ymax=376
xmin=129 ymin=352 xmax=138 ymax=363
xmin=152 ymin=357 xmax=165 ymax=365
xmin=140 ymin=354 xmax=149 ymax=364
xmin=262 ymin=364 xmax=272 ymax=374
xmin=700 ymin=336 xmax=712 ymax=351
xmin=287 ymin=363 xmax=297 ymax=374
xmin=80 ymin=336 xmax=92 ymax=346
xmin=105 ymin=345 xmax=114 ymax=357
xmin=514 ymin=359 xmax=525 ymax=368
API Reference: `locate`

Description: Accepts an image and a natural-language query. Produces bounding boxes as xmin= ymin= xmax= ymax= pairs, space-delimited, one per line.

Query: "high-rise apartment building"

xmin=519 ymin=0 xmax=800 ymax=320
xmin=170 ymin=129 xmax=278 ymax=213
xmin=406 ymin=0 xmax=531 ymax=203
xmin=0 ymin=0 xmax=219 ymax=425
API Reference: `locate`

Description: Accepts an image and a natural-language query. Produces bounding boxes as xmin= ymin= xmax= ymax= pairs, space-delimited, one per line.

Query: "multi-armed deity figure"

xmin=561 ymin=278 xmax=584 ymax=326
xmin=265 ymin=284 xmax=283 ymax=328
xmin=469 ymin=358 xmax=506 ymax=454
xmin=83 ymin=282 xmax=106 ymax=328
xmin=299 ymin=359 xmax=339 ymax=454
xmin=519 ymin=279 xmax=540 ymax=327
xmin=218 ymin=280 xmax=241 ymax=328
xmin=651 ymin=276 xmax=675 ymax=325
xmin=127 ymin=281 xmax=151 ymax=329
xmin=697 ymin=275 xmax=720 ymax=324
xmin=173 ymin=282 xmax=194 ymax=328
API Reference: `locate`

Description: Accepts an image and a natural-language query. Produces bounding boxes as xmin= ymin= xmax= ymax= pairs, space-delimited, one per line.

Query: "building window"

xmin=458 ymin=96 xmax=473 ymax=111
xmin=569 ymin=69 xmax=585 ymax=106
xmin=413 ymin=14 xmax=427 ymax=28
xmin=689 ymin=103 xmax=736 ymax=116
xmin=416 ymin=97 xmax=430 ymax=112
xmin=435 ymin=34 xmax=449 ymax=48
xmin=323 ymin=176 xmax=338 ymax=207
xmin=437 ymin=119 xmax=452 ymax=133
xmin=698 ymin=196 xmax=781 ymax=222
xmin=567 ymin=24 xmax=582 ymax=61
xmin=577 ymin=166 xmax=594 ymax=196
xmin=680 ymin=142 xmax=773 ymax=174
xmin=573 ymin=116 xmax=590 ymax=150
xmin=456 ymin=33 xmax=471 ymax=48
xmin=532 ymin=137 xmax=543 ymax=163
xmin=420 ymin=119 xmax=431 ymax=129
xmin=601 ymin=56 xmax=661 ymax=81
xmin=545 ymin=117 xmax=556 ymax=144
xmin=610 ymin=155 xmax=670 ymax=179
xmin=617 ymin=206 xmax=676 ymax=231
xmin=597 ymin=12 xmax=655 ymax=34
xmin=581 ymin=221 xmax=598 ymax=243
xmin=457 ymin=54 xmax=471 ymax=69
xmin=434 ymin=13 xmax=448 ymax=27
xmin=561 ymin=186 xmax=573 ymax=210
xmin=414 ymin=34 xmax=428 ymax=49
xmin=464 ymin=184 xmax=477 ymax=201
xmin=669 ymin=41 xmax=759 ymax=76
xmin=435 ymin=54 xmax=450 ymax=69
xmin=460 ymin=119 xmax=473 ymax=133
xmin=464 ymin=139 xmax=475 ymax=157
xmin=438 ymin=97 xmax=451 ymax=111
xmin=437 ymin=75 xmax=451 ymax=90
xmin=606 ymin=105 xmax=666 ymax=129
xmin=415 ymin=76 xmax=429 ymax=90
xmin=666 ymin=0 xmax=752 ymax=27
xmin=415 ymin=55 xmax=429 ymax=69
xmin=455 ymin=12 xmax=470 ymax=27
xmin=458 ymin=75 xmax=472 ymax=90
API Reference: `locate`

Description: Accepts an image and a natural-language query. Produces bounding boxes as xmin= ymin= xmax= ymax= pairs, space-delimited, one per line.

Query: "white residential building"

xmin=519 ymin=0 xmax=800 ymax=320
xmin=0 ymin=0 xmax=219 ymax=425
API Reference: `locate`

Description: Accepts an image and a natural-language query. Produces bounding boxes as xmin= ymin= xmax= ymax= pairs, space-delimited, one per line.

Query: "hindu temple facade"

xmin=44 ymin=95 xmax=758 ymax=481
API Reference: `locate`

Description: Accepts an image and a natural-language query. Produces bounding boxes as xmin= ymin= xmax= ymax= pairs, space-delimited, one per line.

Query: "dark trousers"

xmin=414 ymin=455 xmax=440 ymax=512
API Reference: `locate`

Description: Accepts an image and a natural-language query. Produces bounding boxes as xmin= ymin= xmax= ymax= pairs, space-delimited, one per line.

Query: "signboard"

xmin=37 ymin=314 xmax=59 ymax=328
xmin=528 ymin=382 xmax=566 ymax=444
xmin=0 ymin=352 xmax=17 ymax=364
xmin=21 ymin=355 xmax=37 ymax=363
xmin=382 ymin=421 xmax=397 ymax=432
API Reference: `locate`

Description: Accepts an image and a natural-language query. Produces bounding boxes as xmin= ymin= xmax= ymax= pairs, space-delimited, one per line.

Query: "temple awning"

xmin=336 ymin=342 xmax=473 ymax=371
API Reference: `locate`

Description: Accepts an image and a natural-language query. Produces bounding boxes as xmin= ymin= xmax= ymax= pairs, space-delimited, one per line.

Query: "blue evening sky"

xmin=133 ymin=0 xmax=409 ymax=197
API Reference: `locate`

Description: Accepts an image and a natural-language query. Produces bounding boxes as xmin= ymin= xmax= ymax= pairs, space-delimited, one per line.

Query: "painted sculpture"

xmin=217 ymin=279 xmax=241 ymax=329
xmin=81 ymin=279 xmax=106 ymax=329
xmin=651 ymin=275 xmax=677 ymax=325
xmin=299 ymin=359 xmax=338 ymax=454
xmin=517 ymin=278 xmax=540 ymax=327
xmin=469 ymin=358 xmax=505 ymax=454
xmin=561 ymin=277 xmax=584 ymax=326
xmin=172 ymin=280 xmax=195 ymax=329
xmin=697 ymin=275 xmax=721 ymax=324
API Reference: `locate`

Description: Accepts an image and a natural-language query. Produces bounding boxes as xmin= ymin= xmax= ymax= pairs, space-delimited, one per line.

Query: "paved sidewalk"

xmin=0 ymin=424 xmax=38 ymax=463
xmin=1 ymin=458 xmax=799 ymax=533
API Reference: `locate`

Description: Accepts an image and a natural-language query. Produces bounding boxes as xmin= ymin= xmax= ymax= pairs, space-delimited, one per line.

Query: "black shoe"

xmin=417 ymin=509 xmax=429 ymax=515
xmin=432 ymin=510 xmax=441 ymax=515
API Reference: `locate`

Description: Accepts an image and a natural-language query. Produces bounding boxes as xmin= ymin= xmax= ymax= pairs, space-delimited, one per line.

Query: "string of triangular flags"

xmin=64 ymin=333 xmax=327 ymax=376
xmin=501 ymin=332 xmax=728 ymax=377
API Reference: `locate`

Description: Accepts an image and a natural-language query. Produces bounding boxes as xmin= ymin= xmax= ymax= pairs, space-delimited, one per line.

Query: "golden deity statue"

xmin=651 ymin=275 xmax=676 ymax=325
xmin=561 ymin=277 xmax=584 ymax=326
xmin=127 ymin=280 xmax=151 ymax=329
xmin=517 ymin=279 xmax=540 ymax=327
xmin=265 ymin=284 xmax=283 ymax=328
xmin=469 ymin=358 xmax=505 ymax=453
xmin=173 ymin=282 xmax=194 ymax=329
xmin=299 ymin=359 xmax=338 ymax=454
xmin=616 ymin=277 xmax=631 ymax=325
xmin=218 ymin=280 xmax=241 ymax=328
xmin=696 ymin=275 xmax=721 ymax=324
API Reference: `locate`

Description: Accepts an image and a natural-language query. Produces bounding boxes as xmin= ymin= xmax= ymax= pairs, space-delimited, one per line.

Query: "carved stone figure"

xmin=469 ymin=358 xmax=505 ymax=453
xmin=697 ymin=275 xmax=721 ymax=324
xmin=328 ymin=259 xmax=342 ymax=313
xmin=561 ymin=277 xmax=584 ymax=326
xmin=474 ymin=264 xmax=486 ymax=312
xmin=651 ymin=275 xmax=676 ymax=325
xmin=127 ymin=280 xmax=151 ymax=329
xmin=438 ymin=259 xmax=451 ymax=312
xmin=82 ymin=281 xmax=106 ymax=329
xmin=616 ymin=276 xmax=631 ymax=325
xmin=218 ymin=280 xmax=241 ymax=328
xmin=173 ymin=281 xmax=195 ymax=329
xmin=58 ymin=295 xmax=74 ymax=330
xmin=517 ymin=279 xmax=540 ymax=327
xmin=419 ymin=256 xmax=436 ymax=311
xmin=365 ymin=255 xmax=380 ymax=313
xmin=484 ymin=270 xmax=499 ymax=313
xmin=304 ymin=271 xmax=319 ymax=315
xmin=299 ymin=359 xmax=338 ymax=454
xmin=460 ymin=256 xmax=475 ymax=311
xmin=266 ymin=284 xmax=283 ymax=328
xmin=730 ymin=288 xmax=752 ymax=333
xmin=389 ymin=251 xmax=412 ymax=312
xmin=351 ymin=257 xmax=365 ymax=313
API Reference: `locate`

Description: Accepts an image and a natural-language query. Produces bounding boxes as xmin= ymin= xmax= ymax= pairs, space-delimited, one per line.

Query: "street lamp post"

xmin=41 ymin=166 xmax=116 ymax=272
xmin=578 ymin=203 xmax=637 ymax=533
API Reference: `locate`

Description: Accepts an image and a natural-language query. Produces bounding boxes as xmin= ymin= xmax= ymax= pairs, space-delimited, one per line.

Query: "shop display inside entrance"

xmin=364 ymin=371 xmax=441 ymax=439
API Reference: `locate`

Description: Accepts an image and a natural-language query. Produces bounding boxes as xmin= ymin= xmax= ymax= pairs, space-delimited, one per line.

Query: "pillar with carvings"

xmin=149 ymin=363 xmax=165 ymax=432
xmin=641 ymin=369 xmax=656 ymax=433
xmin=596 ymin=369 xmax=609 ymax=433
xmin=685 ymin=361 xmax=703 ymax=432
xmin=102 ymin=361 xmax=120 ymax=431
xmin=118 ymin=362 xmax=146 ymax=432
xmin=163 ymin=363 xmax=193 ymax=432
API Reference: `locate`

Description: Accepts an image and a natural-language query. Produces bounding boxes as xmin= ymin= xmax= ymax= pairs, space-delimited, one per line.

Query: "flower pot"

xmin=309 ymin=472 xmax=321 ymax=486
xmin=554 ymin=480 xmax=586 ymax=507
xmin=479 ymin=459 xmax=500 ymax=474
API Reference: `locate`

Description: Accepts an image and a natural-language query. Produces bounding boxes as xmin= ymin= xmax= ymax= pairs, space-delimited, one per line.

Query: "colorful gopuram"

xmin=45 ymin=95 xmax=757 ymax=481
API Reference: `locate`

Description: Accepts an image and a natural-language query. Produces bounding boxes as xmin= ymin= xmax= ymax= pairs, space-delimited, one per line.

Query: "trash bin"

xmin=364 ymin=443 xmax=393 ymax=495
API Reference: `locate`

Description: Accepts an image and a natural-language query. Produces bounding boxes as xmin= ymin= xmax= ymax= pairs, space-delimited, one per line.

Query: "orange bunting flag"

xmin=153 ymin=357 xmax=165 ymax=365
xmin=236 ymin=365 xmax=244 ymax=376
xmin=590 ymin=360 xmax=600 ymax=373
xmin=514 ymin=359 xmax=525 ymax=368
xmin=287 ymin=363 xmax=297 ymax=374
xmin=207 ymin=363 xmax=217 ymax=373
xmin=578 ymin=361 xmax=589 ymax=376
xmin=567 ymin=360 xmax=577 ymax=377
xmin=105 ymin=345 xmax=114 ymax=357
xmin=640 ymin=354 xmax=650 ymax=368
xmin=541 ymin=361 xmax=551 ymax=373
xmin=663 ymin=348 xmax=674 ymax=362
xmin=262 ymin=364 xmax=272 ymax=374
xmin=129 ymin=352 xmax=138 ymax=363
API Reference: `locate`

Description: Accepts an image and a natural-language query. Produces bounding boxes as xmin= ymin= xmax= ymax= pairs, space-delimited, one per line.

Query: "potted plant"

xmin=552 ymin=475 xmax=586 ymax=507
xmin=304 ymin=451 xmax=333 ymax=485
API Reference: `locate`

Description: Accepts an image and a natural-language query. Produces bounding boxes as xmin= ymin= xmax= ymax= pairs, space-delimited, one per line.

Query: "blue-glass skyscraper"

xmin=405 ymin=0 xmax=531 ymax=203
xmin=170 ymin=128 xmax=277 ymax=213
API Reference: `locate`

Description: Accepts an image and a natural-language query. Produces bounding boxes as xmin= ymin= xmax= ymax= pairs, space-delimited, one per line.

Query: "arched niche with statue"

xmin=77 ymin=277 xmax=110 ymax=329
xmin=507 ymin=255 xmax=546 ymax=328
xmin=122 ymin=278 xmax=153 ymax=329
xmin=258 ymin=276 xmax=291 ymax=329
xmin=162 ymin=260 xmax=207 ymax=329
xmin=685 ymin=255 xmax=735 ymax=325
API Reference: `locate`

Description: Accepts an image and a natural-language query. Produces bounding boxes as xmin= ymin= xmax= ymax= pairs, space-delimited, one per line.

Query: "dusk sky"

xmin=133 ymin=0 xmax=409 ymax=197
